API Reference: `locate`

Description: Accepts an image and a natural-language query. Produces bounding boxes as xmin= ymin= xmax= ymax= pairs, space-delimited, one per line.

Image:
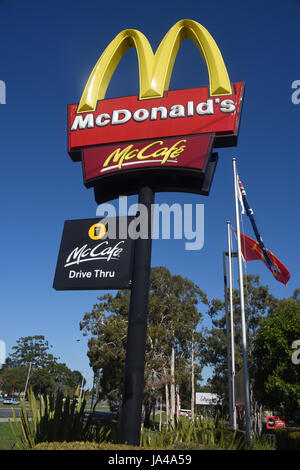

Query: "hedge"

xmin=33 ymin=441 xmax=219 ymax=451
xmin=34 ymin=442 xmax=143 ymax=451
xmin=274 ymin=428 xmax=300 ymax=450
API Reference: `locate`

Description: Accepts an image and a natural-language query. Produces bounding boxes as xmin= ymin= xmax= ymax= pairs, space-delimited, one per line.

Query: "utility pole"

xmin=23 ymin=362 xmax=32 ymax=399
xmin=79 ymin=375 xmax=85 ymax=400
xmin=191 ymin=333 xmax=195 ymax=421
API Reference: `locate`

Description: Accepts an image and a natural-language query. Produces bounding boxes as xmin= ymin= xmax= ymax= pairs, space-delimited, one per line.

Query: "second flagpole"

xmin=227 ymin=221 xmax=237 ymax=430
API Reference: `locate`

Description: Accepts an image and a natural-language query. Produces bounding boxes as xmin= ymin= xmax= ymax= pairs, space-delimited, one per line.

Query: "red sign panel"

xmin=266 ymin=416 xmax=286 ymax=429
xmin=82 ymin=134 xmax=213 ymax=186
xmin=68 ymin=83 xmax=244 ymax=161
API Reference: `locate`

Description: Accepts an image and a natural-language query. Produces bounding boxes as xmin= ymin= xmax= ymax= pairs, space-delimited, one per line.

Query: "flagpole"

xmin=223 ymin=250 xmax=234 ymax=428
xmin=227 ymin=221 xmax=237 ymax=430
xmin=232 ymin=158 xmax=251 ymax=446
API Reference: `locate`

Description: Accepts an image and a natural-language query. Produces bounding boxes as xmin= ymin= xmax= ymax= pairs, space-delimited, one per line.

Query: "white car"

xmin=180 ymin=409 xmax=192 ymax=417
xmin=3 ymin=398 xmax=20 ymax=405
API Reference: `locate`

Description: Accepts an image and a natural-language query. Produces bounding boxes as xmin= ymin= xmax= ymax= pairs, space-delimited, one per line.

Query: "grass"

xmin=0 ymin=422 xmax=21 ymax=450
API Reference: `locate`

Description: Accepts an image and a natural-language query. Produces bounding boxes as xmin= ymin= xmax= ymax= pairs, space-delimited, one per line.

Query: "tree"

xmin=1 ymin=357 xmax=20 ymax=370
xmin=29 ymin=368 xmax=57 ymax=396
xmin=3 ymin=336 xmax=79 ymax=397
xmin=293 ymin=288 xmax=300 ymax=303
xmin=72 ymin=370 xmax=85 ymax=386
xmin=0 ymin=367 xmax=27 ymax=395
xmin=80 ymin=290 xmax=129 ymax=405
xmin=252 ymin=297 xmax=300 ymax=420
xmin=203 ymin=275 xmax=274 ymax=420
xmin=50 ymin=363 xmax=80 ymax=395
xmin=9 ymin=336 xmax=59 ymax=369
xmin=147 ymin=267 xmax=207 ymax=425
xmin=80 ymin=266 xmax=208 ymax=424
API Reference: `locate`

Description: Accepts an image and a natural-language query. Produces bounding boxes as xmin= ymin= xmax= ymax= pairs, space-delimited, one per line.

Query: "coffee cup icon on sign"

xmin=94 ymin=226 xmax=101 ymax=237
xmin=88 ymin=222 xmax=107 ymax=240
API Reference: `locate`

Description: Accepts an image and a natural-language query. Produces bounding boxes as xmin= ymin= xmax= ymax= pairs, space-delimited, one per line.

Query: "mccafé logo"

xmin=82 ymin=134 xmax=214 ymax=185
xmin=102 ymin=139 xmax=187 ymax=171
xmin=64 ymin=222 xmax=123 ymax=267
xmin=68 ymin=19 xmax=244 ymax=201
xmin=64 ymin=241 xmax=125 ymax=267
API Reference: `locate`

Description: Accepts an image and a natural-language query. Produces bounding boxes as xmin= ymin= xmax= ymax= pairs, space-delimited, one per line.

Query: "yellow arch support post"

xmin=77 ymin=19 xmax=232 ymax=113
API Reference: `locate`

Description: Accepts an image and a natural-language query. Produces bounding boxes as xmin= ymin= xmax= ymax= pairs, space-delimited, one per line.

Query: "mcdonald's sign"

xmin=68 ymin=20 xmax=244 ymax=202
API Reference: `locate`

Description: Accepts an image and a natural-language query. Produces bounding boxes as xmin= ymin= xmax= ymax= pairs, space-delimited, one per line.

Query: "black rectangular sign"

xmin=53 ymin=217 xmax=135 ymax=290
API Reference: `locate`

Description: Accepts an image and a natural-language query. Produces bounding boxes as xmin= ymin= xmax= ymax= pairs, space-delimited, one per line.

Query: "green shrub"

xmin=10 ymin=388 xmax=112 ymax=449
xmin=33 ymin=441 xmax=217 ymax=451
xmin=222 ymin=428 xmax=247 ymax=450
xmin=250 ymin=433 xmax=276 ymax=450
xmin=275 ymin=428 xmax=300 ymax=450
xmin=288 ymin=432 xmax=300 ymax=450
xmin=168 ymin=442 xmax=219 ymax=450
xmin=141 ymin=416 xmax=246 ymax=450
xmin=34 ymin=441 xmax=140 ymax=450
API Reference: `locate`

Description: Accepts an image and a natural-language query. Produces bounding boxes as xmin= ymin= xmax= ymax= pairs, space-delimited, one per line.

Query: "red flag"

xmin=238 ymin=232 xmax=290 ymax=286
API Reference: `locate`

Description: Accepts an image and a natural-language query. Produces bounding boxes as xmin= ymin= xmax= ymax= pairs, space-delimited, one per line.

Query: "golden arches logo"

xmin=77 ymin=19 xmax=232 ymax=113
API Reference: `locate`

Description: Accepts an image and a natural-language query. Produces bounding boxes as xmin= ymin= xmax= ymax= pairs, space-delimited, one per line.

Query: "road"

xmin=88 ymin=410 xmax=118 ymax=421
xmin=0 ymin=407 xmax=30 ymax=422
xmin=0 ymin=407 xmax=117 ymax=422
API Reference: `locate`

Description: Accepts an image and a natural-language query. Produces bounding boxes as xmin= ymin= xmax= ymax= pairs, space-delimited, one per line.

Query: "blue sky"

xmin=0 ymin=0 xmax=299 ymax=388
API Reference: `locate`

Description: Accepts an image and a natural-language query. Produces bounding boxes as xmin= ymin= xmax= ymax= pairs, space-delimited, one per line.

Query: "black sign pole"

xmin=120 ymin=186 xmax=154 ymax=446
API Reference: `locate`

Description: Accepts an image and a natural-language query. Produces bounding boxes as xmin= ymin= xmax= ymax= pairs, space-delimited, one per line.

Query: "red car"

xmin=266 ymin=416 xmax=285 ymax=429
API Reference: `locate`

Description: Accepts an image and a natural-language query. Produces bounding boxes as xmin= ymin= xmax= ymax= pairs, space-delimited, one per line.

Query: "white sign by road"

xmin=196 ymin=393 xmax=220 ymax=405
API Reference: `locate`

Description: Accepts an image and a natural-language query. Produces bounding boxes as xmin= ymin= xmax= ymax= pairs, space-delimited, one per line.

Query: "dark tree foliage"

xmin=80 ymin=266 xmax=208 ymax=413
